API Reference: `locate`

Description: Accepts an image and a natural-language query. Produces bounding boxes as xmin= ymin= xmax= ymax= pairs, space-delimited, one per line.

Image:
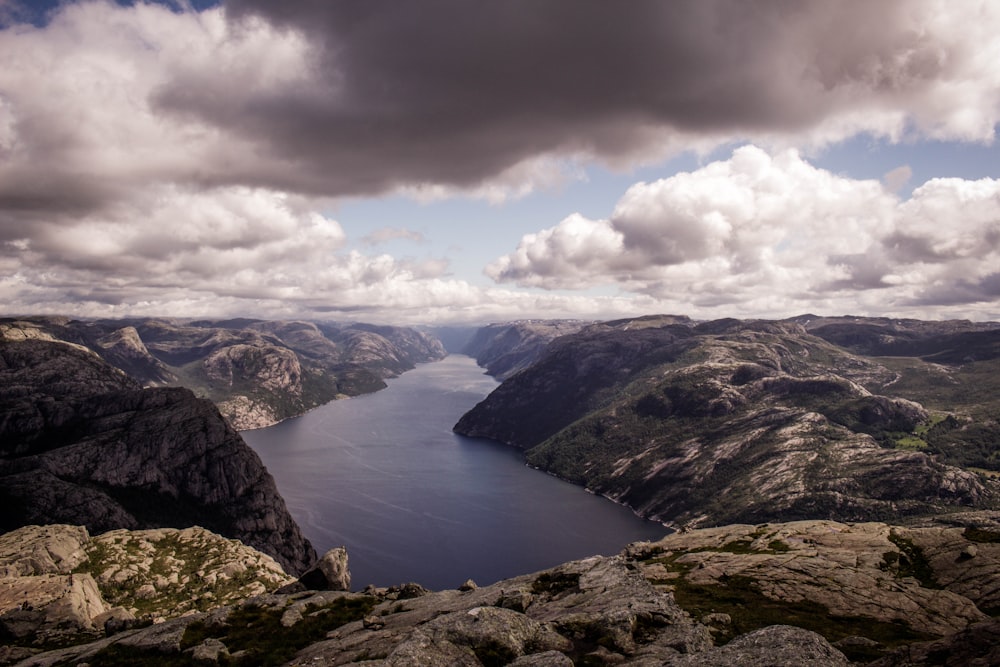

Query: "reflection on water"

xmin=242 ymin=355 xmax=666 ymax=589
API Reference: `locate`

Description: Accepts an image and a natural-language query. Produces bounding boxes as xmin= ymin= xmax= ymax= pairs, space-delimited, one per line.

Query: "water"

xmin=242 ymin=355 xmax=667 ymax=590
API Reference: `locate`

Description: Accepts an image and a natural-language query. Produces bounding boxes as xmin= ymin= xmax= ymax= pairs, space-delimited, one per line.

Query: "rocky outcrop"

xmin=0 ymin=339 xmax=316 ymax=574
xmin=93 ymin=326 xmax=174 ymax=386
xmin=455 ymin=316 xmax=1000 ymax=529
xmin=10 ymin=551 xmax=858 ymax=667
xmin=298 ymin=547 xmax=351 ymax=592
xmin=0 ymin=524 xmax=294 ymax=657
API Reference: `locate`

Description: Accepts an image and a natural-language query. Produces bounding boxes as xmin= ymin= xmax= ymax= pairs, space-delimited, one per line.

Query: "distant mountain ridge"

xmin=461 ymin=319 xmax=592 ymax=380
xmin=0 ymin=317 xmax=446 ymax=429
xmin=455 ymin=315 xmax=1000 ymax=529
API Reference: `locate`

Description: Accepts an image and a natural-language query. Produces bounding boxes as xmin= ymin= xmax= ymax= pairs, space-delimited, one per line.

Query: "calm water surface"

xmin=242 ymin=355 xmax=667 ymax=590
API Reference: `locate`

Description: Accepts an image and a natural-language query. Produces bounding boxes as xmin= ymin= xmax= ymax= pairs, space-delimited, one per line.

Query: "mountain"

xmin=0 ymin=338 xmax=316 ymax=575
xmin=0 ymin=317 xmax=446 ymax=429
xmin=455 ymin=316 xmax=1000 ymax=528
xmin=461 ymin=319 xmax=592 ymax=380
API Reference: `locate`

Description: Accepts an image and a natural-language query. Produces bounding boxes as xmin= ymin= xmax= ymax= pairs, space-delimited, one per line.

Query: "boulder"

xmin=668 ymin=625 xmax=849 ymax=666
xmin=299 ymin=547 xmax=351 ymax=591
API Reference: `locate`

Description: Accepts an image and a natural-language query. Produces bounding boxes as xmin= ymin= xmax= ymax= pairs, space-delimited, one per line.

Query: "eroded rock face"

xmin=0 ymin=339 xmax=316 ymax=574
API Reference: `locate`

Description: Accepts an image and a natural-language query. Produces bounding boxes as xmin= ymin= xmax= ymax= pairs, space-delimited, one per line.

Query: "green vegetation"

xmin=180 ymin=598 xmax=374 ymax=665
xmin=72 ymin=532 xmax=286 ymax=617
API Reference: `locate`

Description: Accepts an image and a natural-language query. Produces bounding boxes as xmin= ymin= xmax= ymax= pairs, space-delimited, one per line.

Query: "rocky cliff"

xmin=455 ymin=316 xmax=1000 ymax=528
xmin=8 ymin=515 xmax=1000 ymax=666
xmin=0 ymin=317 xmax=447 ymax=430
xmin=0 ymin=339 xmax=316 ymax=575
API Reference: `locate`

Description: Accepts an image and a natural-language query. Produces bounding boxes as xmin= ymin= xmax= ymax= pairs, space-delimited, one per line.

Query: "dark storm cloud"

xmin=149 ymin=0 xmax=942 ymax=197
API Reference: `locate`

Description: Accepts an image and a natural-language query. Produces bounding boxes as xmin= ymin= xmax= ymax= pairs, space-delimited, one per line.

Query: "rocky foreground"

xmin=4 ymin=516 xmax=1000 ymax=666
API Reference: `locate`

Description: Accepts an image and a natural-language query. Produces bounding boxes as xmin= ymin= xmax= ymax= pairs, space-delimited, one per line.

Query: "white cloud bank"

xmin=0 ymin=1 xmax=999 ymax=323
xmin=489 ymin=146 xmax=1000 ymax=320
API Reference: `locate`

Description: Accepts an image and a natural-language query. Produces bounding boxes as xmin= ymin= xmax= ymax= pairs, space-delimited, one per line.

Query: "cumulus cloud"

xmin=489 ymin=146 xmax=1000 ymax=318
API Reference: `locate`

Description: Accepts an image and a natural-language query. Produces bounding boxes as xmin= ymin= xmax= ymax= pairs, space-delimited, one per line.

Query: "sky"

xmin=1 ymin=1 xmax=999 ymax=326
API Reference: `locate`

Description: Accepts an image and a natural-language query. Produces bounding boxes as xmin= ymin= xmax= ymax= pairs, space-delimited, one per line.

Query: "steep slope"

xmin=0 ymin=339 xmax=316 ymax=575
xmin=455 ymin=317 xmax=1000 ymax=528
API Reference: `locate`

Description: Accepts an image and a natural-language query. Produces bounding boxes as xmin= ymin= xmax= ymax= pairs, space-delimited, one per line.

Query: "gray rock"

xmin=666 ymin=625 xmax=850 ymax=666
xmin=190 ymin=638 xmax=230 ymax=662
xmin=0 ymin=525 xmax=90 ymax=577
xmin=300 ymin=547 xmax=351 ymax=591
xmin=93 ymin=607 xmax=137 ymax=636
xmin=635 ymin=520 xmax=989 ymax=638
xmin=0 ymin=572 xmax=108 ymax=643
xmin=870 ymin=618 xmax=1000 ymax=666
xmin=425 ymin=606 xmax=571 ymax=661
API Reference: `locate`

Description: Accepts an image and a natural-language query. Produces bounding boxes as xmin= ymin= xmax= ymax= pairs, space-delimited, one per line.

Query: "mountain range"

xmin=455 ymin=315 xmax=1000 ymax=528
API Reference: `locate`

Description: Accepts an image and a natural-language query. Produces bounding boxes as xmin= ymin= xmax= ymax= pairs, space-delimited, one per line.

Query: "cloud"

xmin=2 ymin=1 xmax=1000 ymax=323
xmin=489 ymin=146 xmax=1000 ymax=317
xmin=214 ymin=0 xmax=1000 ymax=193
xmin=4 ymin=0 xmax=994 ymax=215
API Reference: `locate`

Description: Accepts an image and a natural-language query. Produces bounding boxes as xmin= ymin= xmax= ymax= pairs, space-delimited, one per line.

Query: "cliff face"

xmin=455 ymin=316 xmax=1000 ymax=528
xmin=0 ymin=317 xmax=447 ymax=430
xmin=0 ymin=339 xmax=316 ymax=575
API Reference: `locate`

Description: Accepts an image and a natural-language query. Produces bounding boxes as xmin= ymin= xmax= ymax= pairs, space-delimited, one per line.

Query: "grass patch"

xmin=894 ymin=435 xmax=928 ymax=450
xmin=179 ymin=597 xmax=375 ymax=666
